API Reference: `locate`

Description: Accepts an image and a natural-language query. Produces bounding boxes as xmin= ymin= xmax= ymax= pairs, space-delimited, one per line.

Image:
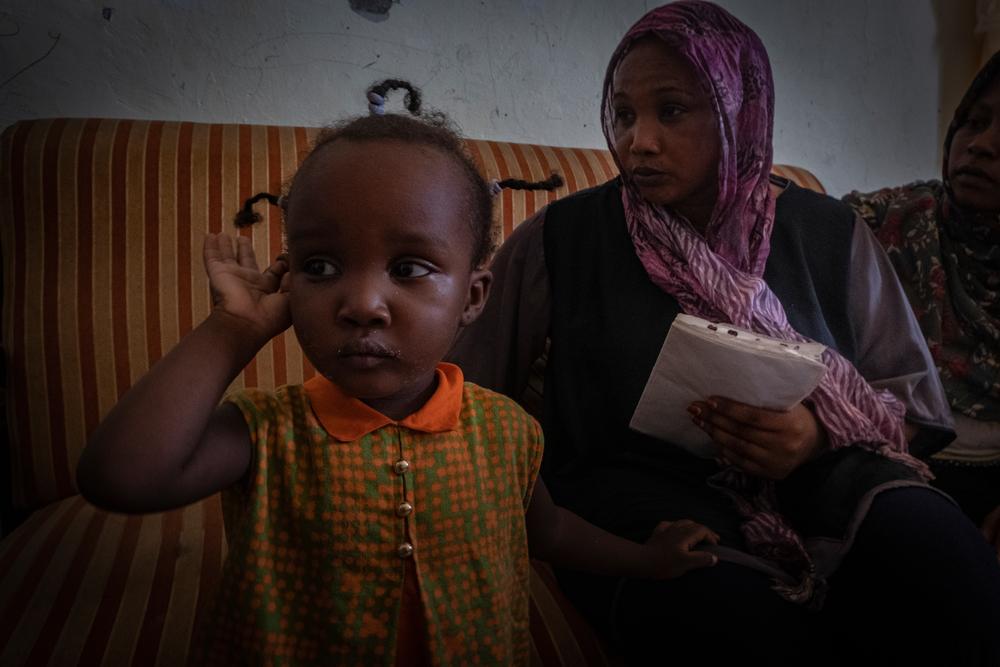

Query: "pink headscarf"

xmin=604 ymin=1 xmax=929 ymax=604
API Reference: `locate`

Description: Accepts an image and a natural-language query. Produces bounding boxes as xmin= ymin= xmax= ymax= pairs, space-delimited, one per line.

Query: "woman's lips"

xmin=952 ymin=166 xmax=998 ymax=187
xmin=630 ymin=167 xmax=669 ymax=188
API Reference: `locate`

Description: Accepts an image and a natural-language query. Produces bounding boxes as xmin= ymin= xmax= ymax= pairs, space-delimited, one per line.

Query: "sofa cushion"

xmin=0 ymin=118 xmax=616 ymax=511
xmin=0 ymin=496 xmax=613 ymax=666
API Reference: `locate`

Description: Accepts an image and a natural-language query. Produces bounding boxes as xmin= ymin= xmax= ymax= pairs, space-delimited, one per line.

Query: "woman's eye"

xmin=391 ymin=262 xmax=432 ymax=279
xmin=660 ymin=105 xmax=685 ymax=120
xmin=613 ymin=108 xmax=635 ymax=126
xmin=302 ymin=259 xmax=339 ymax=276
xmin=965 ymin=115 xmax=991 ymax=132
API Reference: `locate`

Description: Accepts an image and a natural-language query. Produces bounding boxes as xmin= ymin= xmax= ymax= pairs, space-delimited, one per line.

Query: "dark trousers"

xmin=556 ymin=488 xmax=1000 ymax=666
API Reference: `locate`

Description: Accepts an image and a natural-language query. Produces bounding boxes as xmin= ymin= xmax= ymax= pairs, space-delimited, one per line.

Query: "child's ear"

xmin=459 ymin=268 xmax=492 ymax=327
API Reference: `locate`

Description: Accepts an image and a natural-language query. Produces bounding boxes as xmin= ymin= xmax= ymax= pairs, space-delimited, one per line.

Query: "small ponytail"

xmin=234 ymin=192 xmax=285 ymax=228
xmin=490 ymin=173 xmax=564 ymax=195
xmin=366 ymin=79 xmax=423 ymax=116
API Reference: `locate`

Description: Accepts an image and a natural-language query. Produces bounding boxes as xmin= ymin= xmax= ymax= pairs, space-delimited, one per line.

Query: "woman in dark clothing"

xmin=450 ymin=2 xmax=1000 ymax=665
xmin=845 ymin=51 xmax=1000 ymax=557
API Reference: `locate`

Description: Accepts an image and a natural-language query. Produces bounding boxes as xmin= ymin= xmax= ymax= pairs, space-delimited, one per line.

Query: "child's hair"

xmin=234 ymin=79 xmax=563 ymax=269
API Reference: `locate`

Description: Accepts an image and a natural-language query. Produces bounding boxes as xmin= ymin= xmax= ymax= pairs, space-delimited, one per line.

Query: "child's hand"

xmin=204 ymin=233 xmax=291 ymax=341
xmin=689 ymin=397 xmax=827 ymax=480
xmin=643 ymin=519 xmax=719 ymax=579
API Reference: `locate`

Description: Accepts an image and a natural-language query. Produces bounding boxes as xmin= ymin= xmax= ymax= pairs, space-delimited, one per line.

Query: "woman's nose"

xmin=629 ymin=117 xmax=660 ymax=155
xmin=968 ymin=121 xmax=999 ymax=157
xmin=336 ymin=276 xmax=390 ymax=327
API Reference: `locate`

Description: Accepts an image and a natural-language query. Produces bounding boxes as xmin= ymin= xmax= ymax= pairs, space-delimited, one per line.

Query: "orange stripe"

xmin=0 ymin=496 xmax=86 ymax=649
xmin=177 ymin=123 xmax=194 ymax=337
xmin=191 ymin=494 xmax=225 ymax=650
xmin=0 ymin=501 xmax=61 ymax=575
xmin=24 ymin=507 xmax=109 ymax=665
xmin=550 ymin=147 xmax=581 ymax=196
xmin=75 ymin=513 xmax=143 ymax=666
xmin=41 ymin=118 xmax=72 ymax=498
xmin=570 ymin=148 xmax=598 ymax=190
xmin=131 ymin=509 xmax=183 ymax=665
xmin=293 ymin=127 xmax=316 ymax=381
xmin=486 ymin=142 xmax=515 ymax=238
xmin=76 ymin=119 xmax=102 ymax=442
xmin=207 ymin=124 xmax=223 ymax=235
xmin=527 ymin=143 xmax=564 ymax=208
xmin=237 ymin=124 xmax=259 ymax=389
xmin=111 ymin=120 xmax=134 ymax=397
xmin=6 ymin=120 xmax=37 ymax=506
xmin=267 ymin=125 xmax=288 ymax=387
xmin=144 ymin=122 xmax=165 ymax=367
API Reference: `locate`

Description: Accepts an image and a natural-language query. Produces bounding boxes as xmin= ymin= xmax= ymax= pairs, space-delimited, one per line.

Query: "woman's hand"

xmin=642 ymin=519 xmax=719 ymax=579
xmin=204 ymin=233 xmax=291 ymax=342
xmin=688 ymin=397 xmax=828 ymax=480
xmin=983 ymin=505 xmax=1000 ymax=560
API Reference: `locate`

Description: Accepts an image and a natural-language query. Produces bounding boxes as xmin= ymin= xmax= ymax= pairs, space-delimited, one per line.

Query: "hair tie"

xmin=367 ymin=91 xmax=386 ymax=115
xmin=489 ymin=179 xmax=503 ymax=196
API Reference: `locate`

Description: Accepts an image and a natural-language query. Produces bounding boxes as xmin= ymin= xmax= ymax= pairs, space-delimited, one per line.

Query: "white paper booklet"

xmin=629 ymin=314 xmax=828 ymax=458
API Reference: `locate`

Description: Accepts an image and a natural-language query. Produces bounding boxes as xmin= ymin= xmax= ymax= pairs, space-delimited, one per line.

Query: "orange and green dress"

xmin=192 ymin=363 xmax=543 ymax=666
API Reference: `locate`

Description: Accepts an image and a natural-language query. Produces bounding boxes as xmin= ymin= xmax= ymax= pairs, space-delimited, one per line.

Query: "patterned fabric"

xmin=844 ymin=52 xmax=1000 ymax=425
xmin=600 ymin=1 xmax=926 ymax=604
xmin=192 ymin=365 xmax=544 ymax=665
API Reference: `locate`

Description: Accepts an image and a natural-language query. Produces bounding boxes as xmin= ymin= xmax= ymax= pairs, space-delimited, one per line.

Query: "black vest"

xmin=540 ymin=179 xmax=857 ymax=523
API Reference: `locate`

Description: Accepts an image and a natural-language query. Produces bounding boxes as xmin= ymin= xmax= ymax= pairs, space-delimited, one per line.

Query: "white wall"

xmin=0 ymin=0 xmax=978 ymax=196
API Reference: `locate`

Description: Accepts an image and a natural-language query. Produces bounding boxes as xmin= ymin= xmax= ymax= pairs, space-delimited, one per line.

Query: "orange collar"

xmin=303 ymin=363 xmax=465 ymax=442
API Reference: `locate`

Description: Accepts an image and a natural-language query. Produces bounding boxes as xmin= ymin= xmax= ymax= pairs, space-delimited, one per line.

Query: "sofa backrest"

xmin=0 ymin=118 xmax=824 ymax=511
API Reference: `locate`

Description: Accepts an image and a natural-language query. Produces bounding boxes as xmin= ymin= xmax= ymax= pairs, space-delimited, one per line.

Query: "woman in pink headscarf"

xmin=452 ymin=2 xmax=1000 ymax=664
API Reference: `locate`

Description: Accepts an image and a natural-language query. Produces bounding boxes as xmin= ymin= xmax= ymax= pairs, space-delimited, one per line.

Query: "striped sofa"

xmin=0 ymin=118 xmax=825 ymax=666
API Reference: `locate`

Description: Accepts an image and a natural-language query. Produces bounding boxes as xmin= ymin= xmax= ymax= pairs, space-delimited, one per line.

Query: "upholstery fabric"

xmin=0 ymin=117 xmax=823 ymax=666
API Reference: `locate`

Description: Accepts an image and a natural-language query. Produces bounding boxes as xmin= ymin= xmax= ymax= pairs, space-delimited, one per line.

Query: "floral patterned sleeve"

xmin=846 ymin=216 xmax=955 ymax=456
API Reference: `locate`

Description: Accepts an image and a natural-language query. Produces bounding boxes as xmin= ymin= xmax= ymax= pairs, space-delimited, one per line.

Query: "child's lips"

xmin=337 ymin=339 xmax=400 ymax=368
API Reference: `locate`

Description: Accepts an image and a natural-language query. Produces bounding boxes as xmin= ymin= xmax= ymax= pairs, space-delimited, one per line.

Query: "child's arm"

xmin=77 ymin=234 xmax=290 ymax=513
xmin=526 ymin=477 xmax=719 ymax=580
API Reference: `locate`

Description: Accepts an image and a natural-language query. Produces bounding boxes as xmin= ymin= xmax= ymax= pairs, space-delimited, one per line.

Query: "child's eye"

xmin=302 ymin=258 xmax=339 ymax=277
xmin=391 ymin=261 xmax=432 ymax=279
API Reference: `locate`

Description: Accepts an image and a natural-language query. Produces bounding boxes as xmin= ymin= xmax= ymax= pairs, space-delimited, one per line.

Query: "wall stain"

xmin=0 ymin=30 xmax=61 ymax=90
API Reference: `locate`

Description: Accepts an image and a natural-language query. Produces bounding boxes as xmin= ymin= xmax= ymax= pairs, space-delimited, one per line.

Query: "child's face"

xmin=285 ymin=139 xmax=491 ymax=419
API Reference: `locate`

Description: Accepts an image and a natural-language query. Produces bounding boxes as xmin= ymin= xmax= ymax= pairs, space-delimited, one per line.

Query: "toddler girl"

xmin=77 ymin=81 xmax=718 ymax=666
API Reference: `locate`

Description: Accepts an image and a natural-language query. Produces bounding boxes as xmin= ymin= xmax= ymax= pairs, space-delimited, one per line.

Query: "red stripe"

xmin=76 ymin=513 xmax=143 ymax=666
xmin=0 ymin=500 xmax=61 ymax=575
xmin=176 ymin=123 xmax=194 ymax=336
xmin=510 ymin=143 xmax=540 ymax=227
xmin=191 ymin=495 xmax=225 ymax=650
xmin=0 ymin=496 xmax=86 ymax=649
xmin=527 ymin=143 xmax=561 ymax=208
xmin=267 ymin=125 xmax=287 ymax=386
xmin=237 ymin=124 xmax=259 ymax=388
xmin=570 ymin=148 xmax=598 ymax=190
xmin=24 ymin=507 xmax=109 ymax=665
xmin=131 ymin=509 xmax=183 ymax=666
xmin=110 ymin=120 xmax=134 ymax=396
xmin=485 ymin=142 xmax=514 ymax=238
xmin=77 ymin=119 xmax=101 ymax=440
xmin=41 ymin=117 xmax=72 ymax=498
xmin=293 ymin=127 xmax=316 ymax=381
xmin=144 ymin=121 xmax=164 ymax=365
xmin=6 ymin=120 xmax=37 ymax=506
xmin=207 ymin=124 xmax=223 ymax=235
xmin=551 ymin=148 xmax=581 ymax=196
